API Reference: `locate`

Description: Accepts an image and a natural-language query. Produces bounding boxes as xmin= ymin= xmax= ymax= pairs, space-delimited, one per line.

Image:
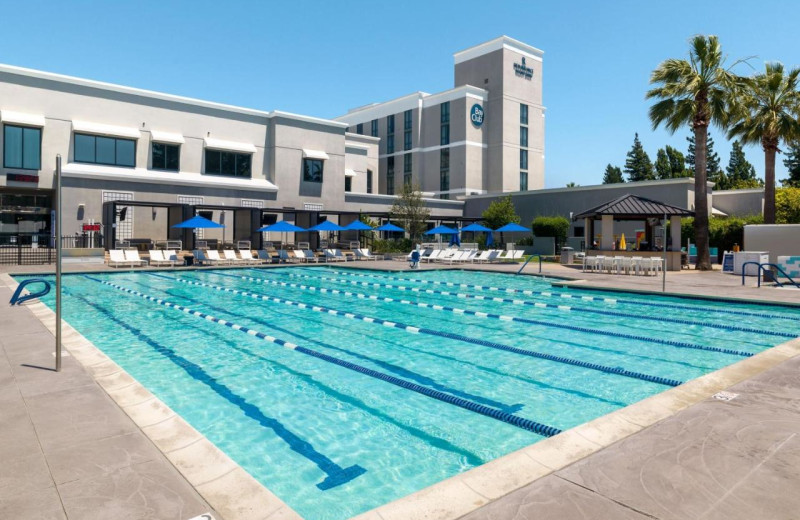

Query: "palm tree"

xmin=646 ymin=35 xmax=747 ymax=270
xmin=727 ymin=62 xmax=800 ymax=223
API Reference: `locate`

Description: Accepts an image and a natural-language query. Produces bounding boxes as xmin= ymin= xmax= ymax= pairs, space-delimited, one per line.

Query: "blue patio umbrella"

xmin=448 ymin=232 xmax=461 ymax=246
xmin=257 ymin=220 xmax=306 ymax=249
xmin=424 ymin=225 xmax=458 ymax=235
xmin=494 ymin=223 xmax=531 ymax=233
xmin=375 ymin=223 xmax=404 ymax=232
xmin=343 ymin=221 xmax=374 ymax=231
xmin=172 ymin=215 xmax=224 ymax=229
xmin=486 ymin=231 xmax=494 ymax=247
xmin=461 ymin=223 xmax=492 ymax=232
xmin=308 ymin=220 xmax=346 ymax=232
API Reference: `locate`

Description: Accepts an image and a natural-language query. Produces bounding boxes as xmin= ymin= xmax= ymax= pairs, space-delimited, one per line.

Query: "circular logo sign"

xmin=470 ymin=103 xmax=484 ymax=127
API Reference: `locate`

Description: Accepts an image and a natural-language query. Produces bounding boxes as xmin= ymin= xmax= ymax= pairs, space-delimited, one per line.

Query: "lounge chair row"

xmin=411 ymin=248 xmax=524 ymax=264
xmin=193 ymin=249 xmax=265 ymax=266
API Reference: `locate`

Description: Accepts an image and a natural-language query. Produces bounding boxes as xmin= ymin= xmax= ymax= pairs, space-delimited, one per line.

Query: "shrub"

xmin=776 ymin=187 xmax=800 ymax=224
xmin=531 ymin=216 xmax=570 ymax=246
xmin=371 ymin=238 xmax=413 ymax=254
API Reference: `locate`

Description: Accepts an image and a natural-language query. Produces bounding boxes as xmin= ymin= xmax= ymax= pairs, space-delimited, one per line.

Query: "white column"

xmin=584 ymin=218 xmax=592 ymax=250
xmin=670 ymin=216 xmax=681 ymax=251
xmin=601 ymin=215 xmax=614 ymax=250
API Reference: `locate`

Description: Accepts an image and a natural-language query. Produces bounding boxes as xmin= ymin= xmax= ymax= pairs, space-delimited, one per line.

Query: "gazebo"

xmin=572 ymin=194 xmax=694 ymax=271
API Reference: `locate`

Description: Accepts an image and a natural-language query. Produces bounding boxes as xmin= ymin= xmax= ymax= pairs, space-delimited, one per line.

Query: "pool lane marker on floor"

xmin=299 ymin=267 xmax=799 ymax=322
xmin=172 ymin=274 xmax=687 ymax=387
xmin=67 ymin=287 xmax=366 ymax=491
xmin=84 ymin=275 xmax=563 ymax=438
xmin=257 ymin=271 xmax=793 ymax=339
xmin=216 ymin=273 xmax=754 ymax=359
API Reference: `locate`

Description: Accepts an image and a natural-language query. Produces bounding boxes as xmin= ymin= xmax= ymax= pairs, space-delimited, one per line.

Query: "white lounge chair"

xmin=223 ymin=249 xmax=244 ymax=264
xmin=356 ymin=248 xmax=379 ymax=261
xmin=472 ymin=250 xmax=491 ymax=263
xmin=239 ymin=250 xmax=262 ymax=265
xmin=206 ymin=250 xmax=229 ymax=265
xmin=124 ymin=249 xmax=147 ymax=267
xmin=423 ymin=249 xmax=442 ymax=263
xmin=148 ymin=250 xmax=175 ymax=267
xmin=501 ymin=250 xmax=523 ymax=263
xmin=108 ymin=249 xmax=131 ymax=268
xmin=435 ymin=249 xmax=457 ymax=263
xmin=165 ymin=250 xmax=180 ymax=266
xmin=441 ymin=251 xmax=467 ymax=265
xmin=325 ymin=249 xmax=346 ymax=262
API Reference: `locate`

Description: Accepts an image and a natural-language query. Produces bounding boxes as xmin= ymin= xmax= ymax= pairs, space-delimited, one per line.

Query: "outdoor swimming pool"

xmin=18 ymin=267 xmax=800 ymax=520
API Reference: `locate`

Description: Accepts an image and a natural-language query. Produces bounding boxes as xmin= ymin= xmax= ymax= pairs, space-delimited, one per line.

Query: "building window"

xmin=520 ymin=104 xmax=529 ymax=125
xmin=403 ymin=153 xmax=412 ymax=185
xmin=386 ymin=156 xmax=395 ymax=195
xmin=367 ymin=169 xmax=373 ymax=194
xmin=74 ymin=133 xmax=135 ymax=167
xmin=151 ymin=142 xmax=180 ymax=171
xmin=205 ymin=149 xmax=251 ymax=177
xmin=302 ymin=158 xmax=324 ymax=183
xmin=356 ymin=123 xmax=363 ymax=135
xmin=440 ymin=102 xmax=450 ymax=124
xmin=520 ymin=149 xmax=528 ymax=170
xmin=520 ymin=126 xmax=528 ymax=148
xmin=520 ymin=171 xmax=528 ymax=191
xmin=387 ymin=135 xmax=395 ymax=154
xmin=387 ymin=114 xmax=394 ymax=134
xmin=404 ymin=129 xmax=412 ymax=151
xmin=440 ymin=125 xmax=450 ymax=146
xmin=404 ymin=109 xmax=412 ymax=130
xmin=3 ymin=125 xmax=41 ymax=170
xmin=440 ymin=148 xmax=450 ymax=199
xmin=345 ymin=176 xmax=352 ymax=192
xmin=371 ymin=119 xmax=378 ymax=137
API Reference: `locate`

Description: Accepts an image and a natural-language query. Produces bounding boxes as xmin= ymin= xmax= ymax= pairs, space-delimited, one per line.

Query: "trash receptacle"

xmin=560 ymin=247 xmax=574 ymax=265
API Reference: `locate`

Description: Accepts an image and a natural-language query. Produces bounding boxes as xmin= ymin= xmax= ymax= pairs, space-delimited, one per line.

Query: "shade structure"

xmin=494 ymin=223 xmax=531 ymax=233
xmin=172 ymin=215 xmax=224 ymax=229
xmin=257 ymin=221 xmax=306 ymax=233
xmin=424 ymin=225 xmax=459 ymax=235
xmin=343 ymin=220 xmax=373 ymax=231
xmin=375 ymin=223 xmax=404 ymax=232
xmin=308 ymin=220 xmax=346 ymax=232
xmin=461 ymin=223 xmax=492 ymax=232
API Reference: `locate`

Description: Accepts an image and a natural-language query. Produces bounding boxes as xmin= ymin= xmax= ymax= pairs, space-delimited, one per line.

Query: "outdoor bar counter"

xmin=585 ymin=250 xmax=682 ymax=271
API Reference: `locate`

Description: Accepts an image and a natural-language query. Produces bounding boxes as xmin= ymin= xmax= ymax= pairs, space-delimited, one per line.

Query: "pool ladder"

xmin=741 ymin=262 xmax=800 ymax=289
xmin=517 ymin=255 xmax=542 ymax=274
xmin=9 ymin=278 xmax=51 ymax=305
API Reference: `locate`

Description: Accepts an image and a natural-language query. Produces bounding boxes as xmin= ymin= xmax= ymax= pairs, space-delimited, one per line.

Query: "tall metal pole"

xmin=662 ymin=212 xmax=667 ymax=293
xmin=55 ymin=155 xmax=62 ymax=371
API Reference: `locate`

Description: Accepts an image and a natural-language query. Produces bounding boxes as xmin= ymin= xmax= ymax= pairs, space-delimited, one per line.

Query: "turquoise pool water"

xmin=19 ymin=267 xmax=800 ymax=520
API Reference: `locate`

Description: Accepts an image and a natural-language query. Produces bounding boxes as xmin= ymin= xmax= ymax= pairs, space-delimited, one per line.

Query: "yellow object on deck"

xmin=620 ymin=233 xmax=627 ymax=250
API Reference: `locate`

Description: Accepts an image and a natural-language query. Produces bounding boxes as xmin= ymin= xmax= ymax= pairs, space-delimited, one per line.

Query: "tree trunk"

xmin=764 ymin=143 xmax=777 ymax=224
xmin=693 ymin=125 xmax=712 ymax=270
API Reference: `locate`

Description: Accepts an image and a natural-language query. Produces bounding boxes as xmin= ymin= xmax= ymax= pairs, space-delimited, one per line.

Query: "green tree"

xmin=666 ymin=145 xmax=691 ymax=177
xmin=782 ymin=141 xmax=800 ymax=187
xmin=389 ymin=183 xmax=430 ymax=242
xmin=718 ymin=141 xmax=761 ymax=190
xmin=531 ymin=216 xmax=570 ymax=248
xmin=647 ymin=35 xmax=746 ymax=270
xmin=776 ymin=187 xmax=800 ymax=223
xmin=602 ymin=164 xmax=625 ymax=184
xmin=624 ymin=133 xmax=655 ymax=181
xmin=655 ymin=148 xmax=671 ymax=179
xmin=565 ymin=182 xmax=579 ymax=187
xmin=728 ymin=62 xmax=800 ymax=223
xmin=686 ymin=133 xmax=722 ymax=179
xmin=482 ymin=195 xmax=520 ymax=230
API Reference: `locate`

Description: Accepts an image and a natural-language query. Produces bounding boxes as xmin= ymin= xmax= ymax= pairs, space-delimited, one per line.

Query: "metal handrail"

xmin=741 ymin=261 xmax=800 ymax=289
xmin=517 ymin=254 xmax=542 ymax=274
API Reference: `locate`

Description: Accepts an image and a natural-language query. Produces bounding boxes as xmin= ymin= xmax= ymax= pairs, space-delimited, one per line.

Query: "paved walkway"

xmin=0 ymin=280 xmax=214 ymax=520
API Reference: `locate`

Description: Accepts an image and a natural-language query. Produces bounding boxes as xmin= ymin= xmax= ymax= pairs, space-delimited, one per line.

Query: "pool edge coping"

xmin=0 ymin=272 xmax=303 ymax=520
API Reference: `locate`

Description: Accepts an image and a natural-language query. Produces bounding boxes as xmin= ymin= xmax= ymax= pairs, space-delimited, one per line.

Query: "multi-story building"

xmin=337 ymin=35 xmax=545 ymax=199
xmin=0 ymin=63 xmax=461 ymax=249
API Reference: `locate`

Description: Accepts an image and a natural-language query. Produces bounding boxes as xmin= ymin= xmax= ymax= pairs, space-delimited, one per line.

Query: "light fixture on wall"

xmin=152 ymin=207 xmax=157 ymax=220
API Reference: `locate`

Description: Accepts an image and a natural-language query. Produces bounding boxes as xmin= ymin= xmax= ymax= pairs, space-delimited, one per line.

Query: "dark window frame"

xmin=74 ymin=132 xmax=136 ymax=168
xmin=356 ymin=123 xmax=363 ymax=135
xmin=520 ymin=149 xmax=528 ymax=170
xmin=440 ymin=102 xmax=450 ymax=124
xmin=386 ymin=156 xmax=395 ymax=195
xmin=151 ymin=142 xmax=181 ymax=172
xmin=204 ymin=149 xmax=252 ymax=178
xmin=3 ymin=124 xmax=42 ymax=170
xmin=440 ymin=124 xmax=450 ymax=146
xmin=371 ymin=119 xmax=378 ymax=137
xmin=520 ymin=104 xmax=529 ymax=125
xmin=366 ymin=169 xmax=373 ymax=193
xmin=404 ymin=109 xmax=412 ymax=130
xmin=302 ymin=158 xmax=324 ymax=183
xmin=345 ymin=175 xmax=352 ymax=192
xmin=404 ymin=129 xmax=412 ymax=151
xmin=520 ymin=126 xmax=528 ymax=148
xmin=520 ymin=171 xmax=528 ymax=191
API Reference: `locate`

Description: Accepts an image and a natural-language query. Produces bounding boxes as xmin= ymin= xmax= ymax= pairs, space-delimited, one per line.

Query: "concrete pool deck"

xmin=1 ymin=261 xmax=798 ymax=519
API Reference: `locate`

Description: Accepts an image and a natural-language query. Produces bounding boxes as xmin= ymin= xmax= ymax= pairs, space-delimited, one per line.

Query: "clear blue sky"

xmin=2 ymin=0 xmax=797 ymax=188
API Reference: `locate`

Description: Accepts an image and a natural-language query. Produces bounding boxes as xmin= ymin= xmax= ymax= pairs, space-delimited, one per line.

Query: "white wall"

xmin=743 ymin=224 xmax=800 ymax=263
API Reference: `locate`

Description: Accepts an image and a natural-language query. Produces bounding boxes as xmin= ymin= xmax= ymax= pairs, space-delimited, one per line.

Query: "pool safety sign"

xmin=470 ymin=104 xmax=484 ymax=127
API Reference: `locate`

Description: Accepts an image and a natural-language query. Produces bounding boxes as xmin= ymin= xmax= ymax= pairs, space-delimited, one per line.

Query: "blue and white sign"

xmin=470 ymin=104 xmax=484 ymax=127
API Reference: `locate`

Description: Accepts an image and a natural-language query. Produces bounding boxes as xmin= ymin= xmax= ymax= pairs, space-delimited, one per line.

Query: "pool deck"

xmin=1 ymin=260 xmax=798 ymax=519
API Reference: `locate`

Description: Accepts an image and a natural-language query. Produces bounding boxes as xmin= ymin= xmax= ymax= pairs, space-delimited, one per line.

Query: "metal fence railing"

xmin=0 ymin=233 xmax=105 ymax=265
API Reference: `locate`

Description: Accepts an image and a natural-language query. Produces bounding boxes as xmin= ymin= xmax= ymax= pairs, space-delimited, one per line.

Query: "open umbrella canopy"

xmin=308 ymin=220 xmax=346 ymax=232
xmin=494 ymin=223 xmax=531 ymax=233
xmin=172 ymin=215 xmax=224 ymax=229
xmin=375 ymin=223 xmax=404 ymax=232
xmin=257 ymin=221 xmax=306 ymax=233
xmin=461 ymin=223 xmax=492 ymax=232
xmin=424 ymin=225 xmax=459 ymax=235
xmin=343 ymin=220 xmax=373 ymax=231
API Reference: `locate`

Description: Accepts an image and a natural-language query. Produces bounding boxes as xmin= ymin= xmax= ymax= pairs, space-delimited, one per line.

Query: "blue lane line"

xmin=174 ymin=273 xmax=685 ymax=387
xmin=68 ymin=285 xmax=365 ymax=491
xmin=85 ymin=275 xmax=562 ymax=438
xmin=304 ymin=267 xmax=800 ymax=321
xmin=217 ymin=271 xmax=755 ymax=359
xmin=264 ymin=270 xmax=792 ymax=339
xmin=144 ymin=273 xmax=524 ymax=414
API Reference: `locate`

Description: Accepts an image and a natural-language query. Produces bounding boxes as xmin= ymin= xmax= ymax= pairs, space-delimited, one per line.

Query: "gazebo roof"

xmin=573 ymin=194 xmax=694 ymax=220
